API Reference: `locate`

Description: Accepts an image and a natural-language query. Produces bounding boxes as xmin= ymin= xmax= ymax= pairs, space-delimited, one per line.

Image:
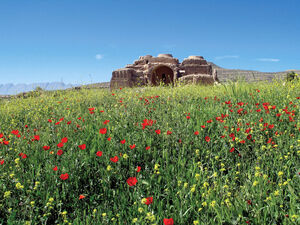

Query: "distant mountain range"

xmin=207 ymin=62 xmax=300 ymax=82
xmin=0 ymin=82 xmax=79 ymax=95
xmin=1 ymin=64 xmax=299 ymax=96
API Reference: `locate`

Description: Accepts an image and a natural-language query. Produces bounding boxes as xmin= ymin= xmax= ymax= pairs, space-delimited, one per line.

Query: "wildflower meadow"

xmin=0 ymin=79 xmax=299 ymax=225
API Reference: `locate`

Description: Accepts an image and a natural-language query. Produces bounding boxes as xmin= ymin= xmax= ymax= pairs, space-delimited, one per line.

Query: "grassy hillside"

xmin=0 ymin=79 xmax=299 ymax=224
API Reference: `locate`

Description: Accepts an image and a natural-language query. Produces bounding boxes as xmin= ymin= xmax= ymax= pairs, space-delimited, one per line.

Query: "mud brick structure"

xmin=110 ymin=54 xmax=218 ymax=89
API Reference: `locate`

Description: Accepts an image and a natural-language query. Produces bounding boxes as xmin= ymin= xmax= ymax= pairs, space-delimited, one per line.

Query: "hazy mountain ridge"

xmin=207 ymin=62 xmax=300 ymax=82
xmin=1 ymin=64 xmax=299 ymax=96
xmin=0 ymin=82 xmax=78 ymax=95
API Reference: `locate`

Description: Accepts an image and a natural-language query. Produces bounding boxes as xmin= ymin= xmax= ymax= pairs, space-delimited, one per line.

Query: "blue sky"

xmin=0 ymin=0 xmax=299 ymax=84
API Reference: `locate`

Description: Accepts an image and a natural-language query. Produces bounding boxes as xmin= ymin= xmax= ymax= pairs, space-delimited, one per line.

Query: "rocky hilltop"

xmin=208 ymin=62 xmax=299 ymax=82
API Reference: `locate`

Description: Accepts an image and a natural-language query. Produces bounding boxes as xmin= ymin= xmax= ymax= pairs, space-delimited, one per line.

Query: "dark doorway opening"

xmin=151 ymin=66 xmax=174 ymax=85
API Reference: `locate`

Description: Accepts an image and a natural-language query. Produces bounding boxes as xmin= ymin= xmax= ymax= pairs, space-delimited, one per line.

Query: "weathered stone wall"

xmin=110 ymin=54 xmax=216 ymax=89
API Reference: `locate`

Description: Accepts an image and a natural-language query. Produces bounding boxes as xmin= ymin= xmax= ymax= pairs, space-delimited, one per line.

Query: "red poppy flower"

xmin=129 ymin=144 xmax=136 ymax=149
xmin=34 ymin=135 xmax=40 ymax=141
xmin=57 ymin=150 xmax=63 ymax=156
xmin=207 ymin=119 xmax=212 ymax=123
xmin=99 ymin=128 xmax=107 ymax=134
xmin=60 ymin=173 xmax=69 ymax=180
xmin=145 ymin=146 xmax=150 ymax=150
xmin=0 ymin=160 xmax=4 ymax=165
xmin=167 ymin=131 xmax=172 ymax=135
xmin=79 ymin=195 xmax=86 ymax=200
xmin=103 ymin=120 xmax=110 ymax=125
xmin=67 ymin=121 xmax=72 ymax=125
xmin=57 ymin=142 xmax=64 ymax=148
xmin=78 ymin=144 xmax=86 ymax=150
xmin=61 ymin=137 xmax=68 ymax=143
xmin=96 ymin=151 xmax=103 ymax=157
xmin=247 ymin=200 xmax=252 ymax=205
xmin=144 ymin=197 xmax=153 ymax=205
xmin=136 ymin=166 xmax=141 ymax=172
xmin=19 ymin=153 xmax=27 ymax=159
xmin=126 ymin=177 xmax=137 ymax=186
xmin=48 ymin=119 xmax=52 ymax=123
xmin=110 ymin=156 xmax=119 ymax=163
xmin=201 ymin=125 xmax=206 ymax=128
xmin=205 ymin=136 xmax=211 ymax=142
xmin=194 ymin=131 xmax=199 ymax=135
xmin=186 ymin=116 xmax=190 ymax=119
xmin=107 ymin=137 xmax=111 ymax=141
xmin=53 ymin=166 xmax=58 ymax=171
xmin=230 ymin=147 xmax=235 ymax=153
xmin=43 ymin=146 xmax=50 ymax=151
xmin=155 ymin=129 xmax=161 ymax=134
xmin=120 ymin=139 xmax=126 ymax=144
xmin=163 ymin=218 xmax=174 ymax=225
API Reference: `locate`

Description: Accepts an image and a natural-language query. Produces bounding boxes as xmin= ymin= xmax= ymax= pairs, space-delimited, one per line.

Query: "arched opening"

xmin=151 ymin=66 xmax=174 ymax=85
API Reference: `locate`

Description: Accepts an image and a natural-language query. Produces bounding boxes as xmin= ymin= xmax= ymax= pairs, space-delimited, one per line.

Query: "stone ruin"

xmin=110 ymin=54 xmax=219 ymax=89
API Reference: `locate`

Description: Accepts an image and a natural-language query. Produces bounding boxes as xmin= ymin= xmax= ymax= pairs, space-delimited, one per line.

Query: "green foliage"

xmin=0 ymin=80 xmax=299 ymax=224
xmin=286 ymin=71 xmax=299 ymax=82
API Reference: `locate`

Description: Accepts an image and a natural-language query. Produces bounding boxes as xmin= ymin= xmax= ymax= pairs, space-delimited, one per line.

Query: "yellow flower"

xmin=132 ymin=218 xmax=138 ymax=223
xmin=193 ymin=220 xmax=199 ymax=225
xmin=93 ymin=209 xmax=97 ymax=214
xmin=253 ymin=181 xmax=258 ymax=186
xmin=184 ymin=182 xmax=188 ymax=188
xmin=102 ymin=213 xmax=107 ymax=217
xmin=16 ymin=182 xmax=24 ymax=189
xmin=107 ymin=165 xmax=112 ymax=171
xmin=123 ymin=154 xmax=128 ymax=159
xmin=210 ymin=201 xmax=216 ymax=207
xmin=30 ymin=201 xmax=35 ymax=207
xmin=190 ymin=185 xmax=196 ymax=193
xmin=154 ymin=164 xmax=160 ymax=170
xmin=278 ymin=171 xmax=284 ymax=176
xmin=274 ymin=190 xmax=280 ymax=196
xmin=138 ymin=207 xmax=143 ymax=213
xmin=202 ymin=201 xmax=207 ymax=207
xmin=203 ymin=182 xmax=209 ymax=188
xmin=48 ymin=197 xmax=54 ymax=202
xmin=61 ymin=211 xmax=67 ymax=216
xmin=195 ymin=173 xmax=200 ymax=180
xmin=4 ymin=191 xmax=11 ymax=198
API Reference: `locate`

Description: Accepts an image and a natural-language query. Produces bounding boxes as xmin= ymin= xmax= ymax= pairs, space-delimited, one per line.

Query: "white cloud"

xmin=215 ymin=55 xmax=239 ymax=60
xmin=256 ymin=58 xmax=280 ymax=62
xmin=95 ymin=54 xmax=104 ymax=60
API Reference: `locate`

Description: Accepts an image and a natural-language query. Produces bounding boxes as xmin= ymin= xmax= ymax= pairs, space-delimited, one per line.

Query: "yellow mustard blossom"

xmin=253 ymin=181 xmax=259 ymax=186
xmin=193 ymin=220 xmax=199 ymax=225
xmin=16 ymin=182 xmax=24 ymax=189
xmin=4 ymin=191 xmax=11 ymax=198
xmin=123 ymin=153 xmax=128 ymax=159
xmin=184 ymin=182 xmax=188 ymax=188
xmin=210 ymin=201 xmax=216 ymax=207
xmin=138 ymin=207 xmax=143 ymax=213
xmin=132 ymin=218 xmax=138 ymax=223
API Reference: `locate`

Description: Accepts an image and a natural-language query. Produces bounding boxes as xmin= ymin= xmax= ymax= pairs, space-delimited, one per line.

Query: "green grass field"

xmin=0 ymin=79 xmax=299 ymax=225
